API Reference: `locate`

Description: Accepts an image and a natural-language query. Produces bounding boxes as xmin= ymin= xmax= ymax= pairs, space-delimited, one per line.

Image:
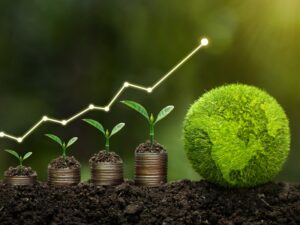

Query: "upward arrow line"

xmin=0 ymin=38 xmax=209 ymax=143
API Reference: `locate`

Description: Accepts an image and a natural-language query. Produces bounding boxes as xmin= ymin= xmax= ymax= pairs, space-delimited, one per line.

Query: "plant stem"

xmin=19 ymin=158 xmax=24 ymax=171
xmin=63 ymin=148 xmax=66 ymax=160
xmin=150 ymin=123 xmax=154 ymax=145
xmin=105 ymin=137 xmax=110 ymax=153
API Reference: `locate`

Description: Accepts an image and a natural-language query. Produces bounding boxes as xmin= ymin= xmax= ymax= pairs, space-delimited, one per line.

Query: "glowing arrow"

xmin=0 ymin=38 xmax=209 ymax=143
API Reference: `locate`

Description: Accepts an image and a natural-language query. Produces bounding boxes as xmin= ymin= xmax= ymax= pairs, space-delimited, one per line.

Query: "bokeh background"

xmin=0 ymin=0 xmax=299 ymax=182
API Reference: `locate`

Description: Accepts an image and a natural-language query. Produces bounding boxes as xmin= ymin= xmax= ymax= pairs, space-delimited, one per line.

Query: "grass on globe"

xmin=183 ymin=84 xmax=290 ymax=188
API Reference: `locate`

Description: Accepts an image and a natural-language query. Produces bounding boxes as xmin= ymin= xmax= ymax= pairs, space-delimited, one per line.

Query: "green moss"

xmin=183 ymin=84 xmax=290 ymax=187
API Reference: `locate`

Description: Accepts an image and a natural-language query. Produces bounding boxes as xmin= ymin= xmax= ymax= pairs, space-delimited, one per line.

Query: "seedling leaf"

xmin=5 ymin=149 xmax=20 ymax=160
xmin=110 ymin=123 xmax=125 ymax=137
xmin=83 ymin=119 xmax=105 ymax=135
xmin=67 ymin=137 xmax=78 ymax=148
xmin=121 ymin=100 xmax=149 ymax=120
xmin=23 ymin=152 xmax=33 ymax=160
xmin=155 ymin=105 xmax=174 ymax=124
xmin=45 ymin=134 xmax=63 ymax=146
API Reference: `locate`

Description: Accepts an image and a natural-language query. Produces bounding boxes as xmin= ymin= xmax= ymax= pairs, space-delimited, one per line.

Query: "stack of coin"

xmin=91 ymin=162 xmax=123 ymax=186
xmin=135 ymin=152 xmax=167 ymax=187
xmin=48 ymin=167 xmax=80 ymax=186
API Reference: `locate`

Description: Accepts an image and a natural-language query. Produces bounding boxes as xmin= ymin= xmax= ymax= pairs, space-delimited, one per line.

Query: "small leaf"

xmin=121 ymin=100 xmax=149 ymax=121
xmin=83 ymin=119 xmax=105 ymax=135
xmin=45 ymin=134 xmax=63 ymax=146
xmin=5 ymin=149 xmax=20 ymax=160
xmin=23 ymin=152 xmax=33 ymax=160
xmin=110 ymin=123 xmax=125 ymax=137
xmin=67 ymin=137 xmax=78 ymax=148
xmin=155 ymin=105 xmax=174 ymax=124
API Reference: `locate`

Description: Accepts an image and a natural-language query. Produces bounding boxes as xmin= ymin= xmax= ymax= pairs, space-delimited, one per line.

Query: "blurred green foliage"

xmin=0 ymin=0 xmax=299 ymax=182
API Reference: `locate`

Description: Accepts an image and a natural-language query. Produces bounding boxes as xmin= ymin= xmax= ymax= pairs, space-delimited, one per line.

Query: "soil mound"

xmin=4 ymin=166 xmax=36 ymax=176
xmin=48 ymin=156 xmax=80 ymax=169
xmin=89 ymin=150 xmax=122 ymax=164
xmin=135 ymin=141 xmax=166 ymax=153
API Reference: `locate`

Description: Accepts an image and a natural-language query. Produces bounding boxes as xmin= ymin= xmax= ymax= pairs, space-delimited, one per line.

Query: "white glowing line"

xmin=22 ymin=118 xmax=44 ymax=139
xmin=152 ymin=44 xmax=204 ymax=90
xmin=0 ymin=38 xmax=209 ymax=143
xmin=46 ymin=118 xmax=65 ymax=124
xmin=66 ymin=107 xmax=91 ymax=124
xmin=107 ymin=85 xmax=127 ymax=108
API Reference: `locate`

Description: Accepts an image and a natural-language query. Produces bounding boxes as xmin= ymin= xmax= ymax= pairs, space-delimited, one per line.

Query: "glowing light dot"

xmin=0 ymin=132 xmax=4 ymax=137
xmin=147 ymin=88 xmax=153 ymax=93
xmin=62 ymin=120 xmax=67 ymax=126
xmin=89 ymin=104 xmax=95 ymax=110
xmin=104 ymin=107 xmax=110 ymax=112
xmin=17 ymin=138 xmax=23 ymax=143
xmin=124 ymin=82 xmax=129 ymax=87
xmin=43 ymin=116 xmax=48 ymax=121
xmin=201 ymin=38 xmax=209 ymax=46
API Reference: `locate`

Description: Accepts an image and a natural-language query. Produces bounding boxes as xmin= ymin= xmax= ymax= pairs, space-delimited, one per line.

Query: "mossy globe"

xmin=183 ymin=84 xmax=290 ymax=187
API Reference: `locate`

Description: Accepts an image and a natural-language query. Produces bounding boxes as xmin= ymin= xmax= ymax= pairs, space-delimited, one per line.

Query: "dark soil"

xmin=136 ymin=140 xmax=166 ymax=153
xmin=89 ymin=150 xmax=122 ymax=164
xmin=4 ymin=166 xmax=36 ymax=176
xmin=48 ymin=156 xmax=80 ymax=169
xmin=0 ymin=180 xmax=299 ymax=225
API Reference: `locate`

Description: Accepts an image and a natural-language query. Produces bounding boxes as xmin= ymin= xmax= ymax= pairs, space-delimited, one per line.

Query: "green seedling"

xmin=45 ymin=134 xmax=78 ymax=160
xmin=83 ymin=119 xmax=125 ymax=153
xmin=4 ymin=149 xmax=32 ymax=167
xmin=121 ymin=100 xmax=174 ymax=145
